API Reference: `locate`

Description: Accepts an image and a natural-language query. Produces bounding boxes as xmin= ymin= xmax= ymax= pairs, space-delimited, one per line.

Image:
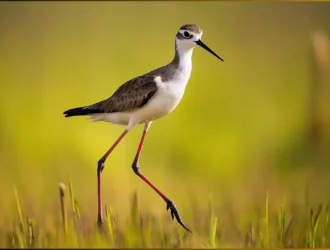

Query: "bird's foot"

xmin=166 ymin=199 xmax=192 ymax=233
xmin=97 ymin=215 xmax=104 ymax=233
xmin=97 ymin=214 xmax=107 ymax=235
xmin=97 ymin=214 xmax=103 ymax=226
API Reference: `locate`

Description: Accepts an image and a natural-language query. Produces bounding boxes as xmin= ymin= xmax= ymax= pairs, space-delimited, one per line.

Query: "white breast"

xmin=151 ymin=74 xmax=189 ymax=114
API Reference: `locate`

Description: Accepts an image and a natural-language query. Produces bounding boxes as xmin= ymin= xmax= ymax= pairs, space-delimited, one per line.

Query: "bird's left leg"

xmin=131 ymin=122 xmax=191 ymax=233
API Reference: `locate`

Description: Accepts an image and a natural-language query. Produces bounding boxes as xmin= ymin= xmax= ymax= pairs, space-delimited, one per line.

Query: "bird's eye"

xmin=183 ymin=31 xmax=190 ymax=38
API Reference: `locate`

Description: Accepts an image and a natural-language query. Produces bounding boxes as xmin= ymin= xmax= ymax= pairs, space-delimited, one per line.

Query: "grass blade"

xmin=14 ymin=187 xmax=25 ymax=234
xmin=211 ymin=217 xmax=218 ymax=248
xmin=59 ymin=183 xmax=68 ymax=237
xmin=68 ymin=176 xmax=76 ymax=217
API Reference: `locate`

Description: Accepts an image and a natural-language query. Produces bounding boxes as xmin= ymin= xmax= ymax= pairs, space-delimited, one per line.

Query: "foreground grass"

xmin=2 ymin=179 xmax=330 ymax=248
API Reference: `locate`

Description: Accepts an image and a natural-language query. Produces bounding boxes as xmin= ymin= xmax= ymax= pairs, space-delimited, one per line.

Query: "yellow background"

xmin=0 ymin=1 xmax=330 ymax=236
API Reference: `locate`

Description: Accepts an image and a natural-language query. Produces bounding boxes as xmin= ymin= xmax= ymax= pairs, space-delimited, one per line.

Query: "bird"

xmin=63 ymin=24 xmax=224 ymax=233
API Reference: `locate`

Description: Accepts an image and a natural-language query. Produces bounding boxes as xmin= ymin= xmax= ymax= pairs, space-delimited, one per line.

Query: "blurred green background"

xmin=0 ymin=1 xmax=330 ymax=232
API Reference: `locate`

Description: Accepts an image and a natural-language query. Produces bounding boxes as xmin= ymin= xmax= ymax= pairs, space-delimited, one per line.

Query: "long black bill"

xmin=196 ymin=40 xmax=224 ymax=62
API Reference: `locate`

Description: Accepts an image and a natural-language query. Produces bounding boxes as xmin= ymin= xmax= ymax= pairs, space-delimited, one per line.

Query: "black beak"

xmin=196 ymin=40 xmax=224 ymax=62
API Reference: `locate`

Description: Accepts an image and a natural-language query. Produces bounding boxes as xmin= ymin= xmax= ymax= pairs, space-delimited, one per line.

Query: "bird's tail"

xmin=63 ymin=106 xmax=100 ymax=117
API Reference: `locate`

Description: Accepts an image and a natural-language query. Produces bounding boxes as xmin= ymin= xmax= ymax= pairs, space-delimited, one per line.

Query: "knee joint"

xmin=131 ymin=158 xmax=140 ymax=175
xmin=97 ymin=159 xmax=104 ymax=173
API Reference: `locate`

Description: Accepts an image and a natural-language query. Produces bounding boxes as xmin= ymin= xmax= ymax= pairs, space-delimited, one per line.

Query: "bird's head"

xmin=175 ymin=24 xmax=224 ymax=62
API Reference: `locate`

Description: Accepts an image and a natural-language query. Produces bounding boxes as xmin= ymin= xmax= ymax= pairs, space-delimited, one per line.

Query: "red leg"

xmin=97 ymin=129 xmax=128 ymax=225
xmin=131 ymin=123 xmax=191 ymax=232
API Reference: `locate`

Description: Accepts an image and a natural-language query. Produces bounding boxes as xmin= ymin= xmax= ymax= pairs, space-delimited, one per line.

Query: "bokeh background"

xmin=1 ymin=1 xmax=330 ymax=244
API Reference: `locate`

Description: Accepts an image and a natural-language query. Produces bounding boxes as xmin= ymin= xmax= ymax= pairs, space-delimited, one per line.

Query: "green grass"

xmin=3 ymin=178 xmax=330 ymax=248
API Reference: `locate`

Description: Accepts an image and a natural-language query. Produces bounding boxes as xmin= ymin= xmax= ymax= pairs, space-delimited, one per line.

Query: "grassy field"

xmin=4 ymin=171 xmax=330 ymax=248
xmin=1 ymin=1 xmax=330 ymax=248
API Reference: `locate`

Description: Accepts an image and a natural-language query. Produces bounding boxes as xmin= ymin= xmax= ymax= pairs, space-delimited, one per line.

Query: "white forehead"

xmin=178 ymin=29 xmax=203 ymax=40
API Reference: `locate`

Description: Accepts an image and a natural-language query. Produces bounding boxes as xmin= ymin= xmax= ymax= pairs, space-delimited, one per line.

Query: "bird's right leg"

xmin=131 ymin=123 xmax=191 ymax=232
xmin=97 ymin=129 xmax=128 ymax=226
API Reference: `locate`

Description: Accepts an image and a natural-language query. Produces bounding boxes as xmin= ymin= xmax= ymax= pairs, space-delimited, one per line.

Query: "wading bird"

xmin=63 ymin=24 xmax=224 ymax=232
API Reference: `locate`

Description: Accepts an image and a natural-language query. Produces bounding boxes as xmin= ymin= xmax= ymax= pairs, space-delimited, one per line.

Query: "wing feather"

xmin=89 ymin=74 xmax=158 ymax=113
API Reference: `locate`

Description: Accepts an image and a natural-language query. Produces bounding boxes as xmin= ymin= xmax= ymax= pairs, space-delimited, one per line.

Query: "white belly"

xmin=89 ymin=76 xmax=188 ymax=130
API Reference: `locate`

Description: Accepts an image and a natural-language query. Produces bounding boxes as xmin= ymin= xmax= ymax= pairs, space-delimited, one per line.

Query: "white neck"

xmin=177 ymin=47 xmax=193 ymax=70
xmin=173 ymin=44 xmax=193 ymax=79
